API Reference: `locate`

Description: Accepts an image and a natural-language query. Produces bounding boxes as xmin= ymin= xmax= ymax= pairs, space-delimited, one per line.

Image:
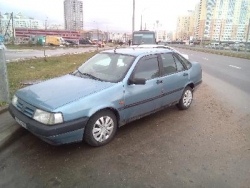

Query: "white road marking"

xmin=229 ymin=65 xmax=241 ymax=69
xmin=202 ymin=57 xmax=209 ymax=60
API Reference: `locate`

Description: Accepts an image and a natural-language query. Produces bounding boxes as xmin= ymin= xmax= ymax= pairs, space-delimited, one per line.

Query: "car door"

xmin=122 ymin=55 xmax=163 ymax=121
xmin=159 ymin=52 xmax=189 ymax=107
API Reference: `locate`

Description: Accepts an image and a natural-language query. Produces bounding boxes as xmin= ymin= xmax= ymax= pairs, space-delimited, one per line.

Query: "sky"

xmin=1 ymin=0 xmax=200 ymax=32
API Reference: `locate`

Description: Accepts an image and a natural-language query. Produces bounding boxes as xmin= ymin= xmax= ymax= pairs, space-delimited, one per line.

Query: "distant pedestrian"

xmin=128 ymin=39 xmax=131 ymax=46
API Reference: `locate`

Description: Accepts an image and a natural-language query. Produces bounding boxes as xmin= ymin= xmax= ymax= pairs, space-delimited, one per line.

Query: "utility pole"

xmin=4 ymin=13 xmax=12 ymax=42
xmin=94 ymin=21 xmax=99 ymax=51
xmin=218 ymin=21 xmax=222 ymax=43
xmin=140 ymin=14 xmax=142 ymax=30
xmin=43 ymin=17 xmax=48 ymax=61
xmin=156 ymin=20 xmax=159 ymax=42
xmin=0 ymin=49 xmax=10 ymax=103
xmin=140 ymin=8 xmax=148 ymax=30
xmin=132 ymin=0 xmax=135 ymax=33
xmin=11 ymin=12 xmax=14 ymax=45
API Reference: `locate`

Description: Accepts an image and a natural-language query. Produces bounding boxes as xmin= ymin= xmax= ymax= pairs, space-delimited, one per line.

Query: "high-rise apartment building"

xmin=197 ymin=0 xmax=250 ymax=42
xmin=176 ymin=10 xmax=195 ymax=40
xmin=64 ymin=0 xmax=83 ymax=31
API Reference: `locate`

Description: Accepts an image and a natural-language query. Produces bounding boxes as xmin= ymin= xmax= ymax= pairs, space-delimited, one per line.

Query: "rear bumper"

xmin=9 ymin=104 xmax=89 ymax=145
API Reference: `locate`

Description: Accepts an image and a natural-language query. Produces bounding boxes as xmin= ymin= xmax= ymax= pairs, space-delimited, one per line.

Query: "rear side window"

xmin=176 ymin=53 xmax=192 ymax=69
xmin=173 ymin=55 xmax=185 ymax=72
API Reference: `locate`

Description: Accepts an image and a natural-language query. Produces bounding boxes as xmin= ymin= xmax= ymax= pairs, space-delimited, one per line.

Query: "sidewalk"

xmin=0 ymin=106 xmax=24 ymax=150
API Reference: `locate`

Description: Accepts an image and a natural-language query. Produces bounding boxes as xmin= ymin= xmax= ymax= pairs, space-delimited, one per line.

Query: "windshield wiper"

xmin=80 ymin=72 xmax=103 ymax=81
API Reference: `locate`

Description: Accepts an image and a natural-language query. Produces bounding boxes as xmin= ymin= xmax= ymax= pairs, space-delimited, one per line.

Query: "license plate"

xmin=15 ymin=117 xmax=27 ymax=129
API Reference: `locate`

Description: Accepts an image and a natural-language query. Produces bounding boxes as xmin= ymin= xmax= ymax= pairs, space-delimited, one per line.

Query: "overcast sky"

xmin=1 ymin=0 xmax=200 ymax=32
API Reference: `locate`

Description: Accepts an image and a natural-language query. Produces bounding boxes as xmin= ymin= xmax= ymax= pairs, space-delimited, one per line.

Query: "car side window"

xmin=176 ymin=53 xmax=192 ymax=69
xmin=161 ymin=53 xmax=177 ymax=75
xmin=133 ymin=57 xmax=160 ymax=80
xmin=173 ymin=55 xmax=185 ymax=72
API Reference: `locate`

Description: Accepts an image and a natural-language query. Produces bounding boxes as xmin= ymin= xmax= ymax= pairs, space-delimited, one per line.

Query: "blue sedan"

xmin=9 ymin=48 xmax=202 ymax=146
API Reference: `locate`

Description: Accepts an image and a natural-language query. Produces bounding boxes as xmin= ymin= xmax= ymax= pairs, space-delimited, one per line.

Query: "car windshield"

xmin=75 ymin=53 xmax=135 ymax=83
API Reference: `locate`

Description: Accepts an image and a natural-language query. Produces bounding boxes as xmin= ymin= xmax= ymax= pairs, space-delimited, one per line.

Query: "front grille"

xmin=16 ymin=101 xmax=23 ymax=111
xmin=23 ymin=106 xmax=34 ymax=117
xmin=16 ymin=99 xmax=35 ymax=118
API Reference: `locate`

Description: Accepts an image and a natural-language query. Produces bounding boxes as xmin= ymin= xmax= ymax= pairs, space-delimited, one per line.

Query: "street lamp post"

xmin=132 ymin=0 xmax=135 ymax=33
xmin=140 ymin=8 xmax=148 ymax=30
xmin=155 ymin=20 xmax=160 ymax=42
xmin=94 ymin=21 xmax=99 ymax=51
xmin=44 ymin=17 xmax=48 ymax=61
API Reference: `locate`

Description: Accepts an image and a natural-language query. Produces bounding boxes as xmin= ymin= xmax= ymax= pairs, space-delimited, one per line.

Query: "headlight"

xmin=33 ymin=109 xmax=63 ymax=125
xmin=12 ymin=95 xmax=18 ymax=107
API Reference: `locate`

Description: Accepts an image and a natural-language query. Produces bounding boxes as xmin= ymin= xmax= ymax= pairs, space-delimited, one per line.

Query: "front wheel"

xmin=177 ymin=86 xmax=193 ymax=110
xmin=84 ymin=110 xmax=117 ymax=147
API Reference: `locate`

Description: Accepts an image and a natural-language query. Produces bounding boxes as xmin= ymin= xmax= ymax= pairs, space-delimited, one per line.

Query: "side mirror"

xmin=128 ymin=77 xmax=146 ymax=85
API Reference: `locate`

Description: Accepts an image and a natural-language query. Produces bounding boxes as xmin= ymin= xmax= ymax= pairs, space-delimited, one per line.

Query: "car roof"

xmin=102 ymin=47 xmax=172 ymax=57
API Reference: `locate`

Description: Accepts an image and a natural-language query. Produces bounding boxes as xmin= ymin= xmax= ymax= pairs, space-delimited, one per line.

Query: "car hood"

xmin=16 ymin=74 xmax=115 ymax=111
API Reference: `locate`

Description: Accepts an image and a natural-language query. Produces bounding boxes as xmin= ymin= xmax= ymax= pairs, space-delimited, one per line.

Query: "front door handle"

xmin=156 ymin=80 xmax=163 ymax=84
xmin=183 ymin=73 xmax=188 ymax=76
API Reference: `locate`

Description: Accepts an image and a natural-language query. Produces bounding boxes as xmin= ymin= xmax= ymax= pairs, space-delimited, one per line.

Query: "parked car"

xmin=131 ymin=44 xmax=189 ymax=59
xmin=156 ymin=45 xmax=189 ymax=59
xmin=65 ymin=40 xmax=78 ymax=46
xmin=98 ymin=41 xmax=105 ymax=47
xmin=9 ymin=47 xmax=202 ymax=147
xmin=207 ymin=43 xmax=224 ymax=50
xmin=79 ymin=39 xmax=92 ymax=45
xmin=91 ymin=39 xmax=98 ymax=45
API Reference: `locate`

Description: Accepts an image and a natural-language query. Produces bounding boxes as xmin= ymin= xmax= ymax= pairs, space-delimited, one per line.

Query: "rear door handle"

xmin=183 ymin=73 xmax=188 ymax=76
xmin=156 ymin=80 xmax=163 ymax=84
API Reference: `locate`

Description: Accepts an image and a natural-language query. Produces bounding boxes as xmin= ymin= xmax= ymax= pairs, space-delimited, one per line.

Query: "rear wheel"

xmin=84 ymin=110 xmax=117 ymax=147
xmin=177 ymin=86 xmax=193 ymax=110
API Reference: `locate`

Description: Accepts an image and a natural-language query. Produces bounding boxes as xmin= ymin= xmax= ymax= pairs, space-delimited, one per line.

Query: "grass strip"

xmin=1 ymin=52 xmax=96 ymax=107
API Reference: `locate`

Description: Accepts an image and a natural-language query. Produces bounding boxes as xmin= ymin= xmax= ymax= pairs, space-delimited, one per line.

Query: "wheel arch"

xmin=88 ymin=107 xmax=120 ymax=126
xmin=186 ymin=82 xmax=194 ymax=90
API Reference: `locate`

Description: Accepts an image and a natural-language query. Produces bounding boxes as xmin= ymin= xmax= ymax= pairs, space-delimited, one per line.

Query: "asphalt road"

xmin=4 ymin=46 xmax=99 ymax=61
xmin=0 ymin=50 xmax=250 ymax=188
xmin=178 ymin=48 xmax=250 ymax=114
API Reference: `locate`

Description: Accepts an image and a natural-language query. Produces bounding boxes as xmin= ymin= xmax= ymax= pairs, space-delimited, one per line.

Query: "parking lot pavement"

xmin=0 ymin=83 xmax=250 ymax=188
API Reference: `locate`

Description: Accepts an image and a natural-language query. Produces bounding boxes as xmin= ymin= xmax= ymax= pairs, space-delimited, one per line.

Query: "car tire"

xmin=177 ymin=86 xmax=193 ymax=110
xmin=84 ymin=110 xmax=117 ymax=147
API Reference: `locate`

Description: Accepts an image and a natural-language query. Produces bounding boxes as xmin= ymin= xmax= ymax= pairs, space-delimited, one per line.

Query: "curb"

xmin=0 ymin=105 xmax=26 ymax=151
xmin=0 ymin=125 xmax=24 ymax=152
xmin=0 ymin=106 xmax=8 ymax=115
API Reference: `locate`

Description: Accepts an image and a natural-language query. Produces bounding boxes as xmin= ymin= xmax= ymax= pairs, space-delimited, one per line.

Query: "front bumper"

xmin=9 ymin=104 xmax=89 ymax=145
